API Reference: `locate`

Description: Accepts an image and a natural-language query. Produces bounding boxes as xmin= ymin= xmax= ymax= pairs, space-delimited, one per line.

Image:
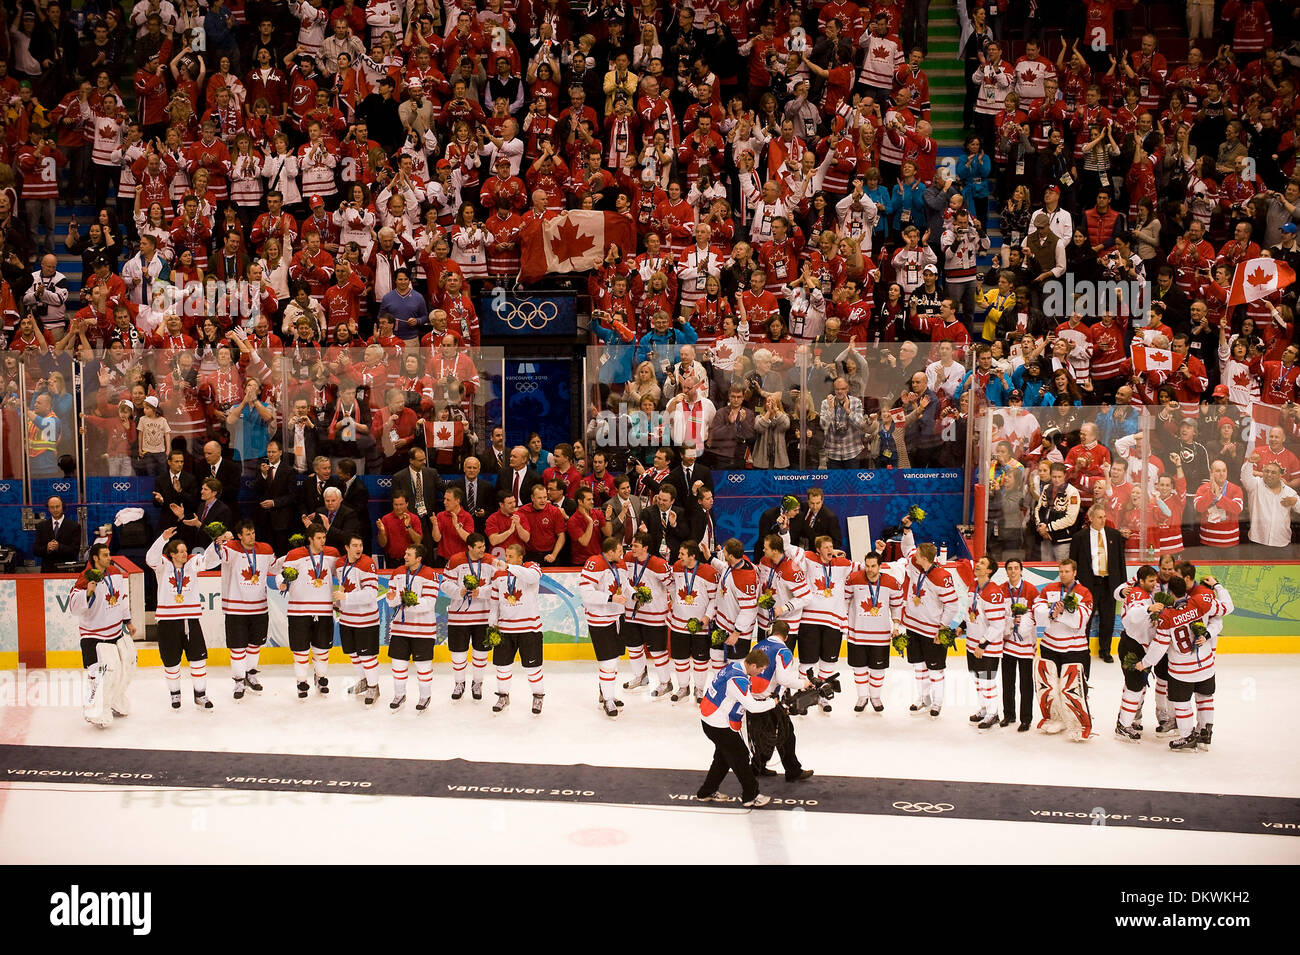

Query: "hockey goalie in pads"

xmin=85 ymin=634 xmax=137 ymax=727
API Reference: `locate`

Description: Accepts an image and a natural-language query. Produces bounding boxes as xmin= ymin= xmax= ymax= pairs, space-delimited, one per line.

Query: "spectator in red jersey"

xmin=376 ymin=490 xmax=424 ymax=570
xmin=430 ymin=486 xmax=475 ymax=566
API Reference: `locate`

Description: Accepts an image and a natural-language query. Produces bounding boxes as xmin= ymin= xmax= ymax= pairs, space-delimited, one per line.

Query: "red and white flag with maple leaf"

xmin=1131 ymin=343 xmax=1185 ymax=375
xmin=518 ymin=210 xmax=637 ymax=284
xmin=1227 ymin=258 xmax=1297 ymax=306
xmin=424 ymin=420 xmax=464 ymax=450
xmin=1248 ymin=402 xmax=1286 ymax=446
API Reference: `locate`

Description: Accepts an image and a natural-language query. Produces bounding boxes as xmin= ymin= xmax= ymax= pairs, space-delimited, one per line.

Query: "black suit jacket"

xmin=35 ymin=515 xmax=81 ymax=570
xmin=753 ymin=506 xmax=785 ymax=560
xmin=641 ymin=504 xmax=687 ymax=558
xmin=339 ymin=477 xmax=372 ymax=551
xmin=282 ymin=419 xmax=320 ymax=472
xmin=313 ymin=503 xmax=364 ymax=553
xmin=664 ymin=462 xmax=714 ymax=510
xmin=495 ymin=466 xmax=540 ymax=507
xmin=254 ymin=461 xmax=298 ymax=531
xmin=190 ymin=499 xmax=237 ymax=547
xmin=688 ymin=507 xmax=722 ymax=558
xmin=451 ymin=475 xmax=495 ymax=530
xmin=298 ymin=474 xmax=343 ymax=517
xmin=195 ymin=458 xmax=242 ymax=509
xmin=791 ymin=505 xmax=842 ymax=552
xmin=391 ymin=466 xmax=445 ymax=518
xmin=153 ymin=469 xmax=200 ymax=530
xmin=1069 ymin=525 xmax=1127 ymax=590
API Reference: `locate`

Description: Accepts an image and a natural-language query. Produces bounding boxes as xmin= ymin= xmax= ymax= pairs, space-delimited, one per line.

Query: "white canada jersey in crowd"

xmin=1001 ymin=578 xmax=1039 ymax=659
xmin=579 ymin=556 xmax=627 ymax=627
xmin=755 ymin=549 xmax=810 ymax=633
xmin=490 ymin=562 xmax=543 ymax=633
xmin=68 ymin=567 xmax=131 ymax=640
xmin=621 ymin=555 xmax=674 ymax=627
xmin=1119 ymin=583 xmax=1156 ymax=647
xmin=441 ymin=552 xmax=493 ymax=626
xmin=965 ymin=580 xmax=1007 ymax=656
xmin=1032 ymin=581 xmax=1093 ymax=654
xmin=709 ymin=556 xmax=759 ymax=635
xmin=387 ymin=565 xmax=440 ymax=638
xmin=800 ymin=553 xmax=856 ymax=629
xmin=275 ymin=547 xmax=342 ymax=616
xmin=146 ymin=537 xmax=206 ymax=620
xmin=845 ymin=569 xmax=903 ymax=644
xmin=203 ymin=540 xmax=276 ymax=615
xmin=668 ymin=560 xmax=718 ymax=632
xmin=1144 ymin=584 xmax=1231 ymax=682
xmin=334 ymin=555 xmax=379 ymax=627
xmin=898 ymin=550 xmax=959 ymax=639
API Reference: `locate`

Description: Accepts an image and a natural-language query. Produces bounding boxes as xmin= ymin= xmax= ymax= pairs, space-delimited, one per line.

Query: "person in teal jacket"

xmin=890 ymin=165 xmax=927 ymax=236
xmin=863 ymin=169 xmax=893 ymax=247
xmin=956 ymin=137 xmax=992 ymax=225
xmin=590 ymin=312 xmax=635 ymax=386
xmin=634 ymin=310 xmax=698 ymax=379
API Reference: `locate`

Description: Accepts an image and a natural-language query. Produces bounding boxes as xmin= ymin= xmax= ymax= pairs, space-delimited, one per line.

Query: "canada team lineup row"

xmin=70 ymin=515 xmax=1229 ymax=754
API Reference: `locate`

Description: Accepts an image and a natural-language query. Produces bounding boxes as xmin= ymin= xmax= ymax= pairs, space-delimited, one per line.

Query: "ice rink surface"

xmin=2 ymin=656 xmax=1298 ymax=864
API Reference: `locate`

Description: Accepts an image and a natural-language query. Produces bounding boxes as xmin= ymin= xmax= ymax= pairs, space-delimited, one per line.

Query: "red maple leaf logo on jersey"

xmin=552 ymin=217 xmax=595 ymax=264
xmin=308 ymin=569 xmax=325 ymax=582
xmin=608 ymin=582 xmax=621 ymax=597
xmin=860 ymin=599 xmax=875 ymax=613
xmin=180 ymin=576 xmax=191 ymax=589
xmin=872 ymin=44 xmax=890 ymax=59
xmin=678 ymin=587 xmax=692 ymax=601
xmin=436 ymin=425 xmax=451 ymax=442
xmin=341 ymin=579 xmax=356 ymax=593
xmin=1233 ymin=371 xmax=1251 ymax=387
xmin=713 ymin=343 xmax=732 ymax=362
xmin=1247 ymin=267 xmax=1274 ymax=288
xmin=240 ymin=568 xmax=259 ymax=582
xmin=1021 ymin=69 xmax=1037 ymax=82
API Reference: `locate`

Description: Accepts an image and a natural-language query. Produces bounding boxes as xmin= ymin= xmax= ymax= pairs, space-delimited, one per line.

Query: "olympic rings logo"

xmin=892 ymin=801 xmax=955 ymax=814
xmin=52 ymin=482 xmax=71 ymax=492
xmin=728 ymin=474 xmax=745 ymax=483
xmin=857 ymin=472 xmax=874 ymax=481
xmin=515 ymin=382 xmax=538 ymax=393
xmin=112 ymin=482 xmax=132 ymax=491
xmin=377 ymin=478 xmax=392 ymax=489
xmin=499 ymin=300 xmax=558 ymax=331
xmin=0 ymin=483 xmax=11 ymax=492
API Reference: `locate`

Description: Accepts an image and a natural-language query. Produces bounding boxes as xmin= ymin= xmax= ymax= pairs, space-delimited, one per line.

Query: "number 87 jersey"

xmin=1148 ymin=585 xmax=1231 ymax=683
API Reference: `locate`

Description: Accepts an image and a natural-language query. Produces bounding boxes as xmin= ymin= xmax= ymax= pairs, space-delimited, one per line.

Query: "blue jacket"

xmin=634 ymin=321 xmax=698 ymax=375
xmin=891 ymin=179 xmax=927 ymax=233
xmin=923 ymin=182 xmax=960 ymax=240
xmin=866 ymin=185 xmax=894 ymax=239
xmin=590 ymin=319 xmax=635 ymax=384
xmin=954 ymin=368 xmax=1012 ymax=406
xmin=1097 ymin=406 xmax=1141 ymax=449
xmin=957 ymin=152 xmax=992 ymax=205
xmin=1021 ymin=379 xmax=1056 ymax=407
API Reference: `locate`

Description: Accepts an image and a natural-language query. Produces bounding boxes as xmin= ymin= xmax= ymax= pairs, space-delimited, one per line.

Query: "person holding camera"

xmin=695 ymin=647 xmax=777 ymax=808
xmin=819 ymin=376 xmax=867 ymax=469
xmin=747 ymin=620 xmax=815 ymax=781
xmin=22 ymin=254 xmax=69 ymax=336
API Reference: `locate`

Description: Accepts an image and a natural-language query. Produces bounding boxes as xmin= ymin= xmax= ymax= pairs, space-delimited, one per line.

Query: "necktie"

xmin=1097 ymin=531 xmax=1106 ymax=574
xmin=414 ymin=470 xmax=424 ymax=513
xmin=172 ymin=474 xmax=180 ymax=491
xmin=53 ymin=519 xmax=60 ymax=535
xmin=685 ymin=467 xmax=692 ymax=486
xmin=623 ymin=502 xmax=635 ymax=545
xmin=467 ymin=481 xmax=475 ymax=512
xmin=269 ymin=464 xmax=276 ymax=480
xmin=513 ymin=471 xmax=521 ymax=502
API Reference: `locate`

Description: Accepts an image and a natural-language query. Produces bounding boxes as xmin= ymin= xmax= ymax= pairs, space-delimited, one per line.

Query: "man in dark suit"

xmin=1069 ymin=503 xmax=1126 ymax=668
xmin=391 ymin=446 xmax=446 ymax=521
xmin=283 ymin=398 xmax=321 ymax=474
xmin=791 ymin=488 xmax=842 ymax=552
xmin=183 ymin=478 xmax=238 ymax=549
xmin=152 ymin=449 xmax=200 ymax=533
xmin=687 ymin=485 xmax=722 ymax=561
xmin=495 ymin=445 xmax=539 ymax=508
xmin=753 ymin=497 xmax=802 ymax=560
xmin=298 ymin=455 xmax=341 ymax=517
xmin=197 ymin=440 xmax=242 ymax=510
xmin=35 ymin=495 xmax=81 ymax=571
xmin=640 ymin=485 xmax=687 ymax=558
xmin=335 ymin=458 xmax=372 ymax=552
xmin=485 ymin=426 xmax=508 ymax=473
xmin=663 ymin=445 xmax=713 ymax=517
xmin=254 ymin=439 xmax=298 ymax=554
xmin=451 ymin=455 xmax=494 ymax=532
xmin=307 ymin=487 xmax=364 ymax=553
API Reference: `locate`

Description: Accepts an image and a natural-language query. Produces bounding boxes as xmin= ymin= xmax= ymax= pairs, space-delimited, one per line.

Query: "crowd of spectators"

xmin=0 ymin=0 xmax=1296 ymax=566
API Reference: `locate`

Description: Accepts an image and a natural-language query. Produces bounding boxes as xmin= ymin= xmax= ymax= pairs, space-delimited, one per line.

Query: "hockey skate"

xmin=416 ymin=695 xmax=432 ymax=712
xmin=194 ymin=690 xmax=213 ymax=711
xmin=296 ymin=681 xmax=309 ymax=699
xmin=854 ymin=699 xmax=868 ymax=712
xmin=601 ymin=696 xmax=619 ymax=717
xmin=1198 ymin=724 xmax=1213 ymax=748
xmin=471 ymin=680 xmax=483 ymax=701
xmin=1169 ymin=733 xmax=1200 ymax=753
xmin=315 ymin=675 xmax=329 ymax=695
xmin=532 ymin=694 xmax=544 ymax=714
xmin=1114 ymin=719 xmax=1141 ymax=741
xmin=623 ymin=671 xmax=649 ymax=690
xmin=492 ymin=694 xmax=510 ymax=712
xmin=650 ymin=681 xmax=674 ymax=699
xmin=347 ymin=677 xmax=368 ymax=696
xmin=244 ymin=670 xmax=263 ymax=692
xmin=170 ymin=690 xmax=182 ymax=710
xmin=233 ymin=678 xmax=245 ymax=701
xmin=978 ymin=712 xmax=999 ymax=730
xmin=364 ymin=684 xmax=380 ymax=706
xmin=451 ymin=681 xmax=465 ymax=701
xmin=389 ymin=694 xmax=406 ymax=711
xmin=670 ymin=684 xmax=692 ymax=702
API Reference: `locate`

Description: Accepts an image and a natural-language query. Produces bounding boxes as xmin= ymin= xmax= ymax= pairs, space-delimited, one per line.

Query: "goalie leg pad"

xmin=112 ymin=634 xmax=137 ymax=716
xmin=1034 ymin=658 xmax=1061 ymax=731
xmin=1058 ymin=662 xmax=1091 ymax=740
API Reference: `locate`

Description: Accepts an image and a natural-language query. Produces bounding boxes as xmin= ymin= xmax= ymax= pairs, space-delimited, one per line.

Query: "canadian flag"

xmin=1130 ymin=343 xmax=1185 ymax=375
xmin=518 ymin=211 xmax=637 ymax=284
xmin=1248 ymin=402 xmax=1286 ymax=446
xmin=1227 ymin=257 xmax=1297 ymax=306
xmin=424 ymin=420 xmax=463 ymax=450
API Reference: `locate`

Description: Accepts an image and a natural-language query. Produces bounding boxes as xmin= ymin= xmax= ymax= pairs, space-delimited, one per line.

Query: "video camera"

xmin=782 ymin=672 xmax=841 ymax=716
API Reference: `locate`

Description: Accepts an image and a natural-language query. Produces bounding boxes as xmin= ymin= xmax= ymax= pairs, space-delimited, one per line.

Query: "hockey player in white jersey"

xmin=962 ymin=555 xmax=1006 ymax=730
xmin=69 ymin=544 xmax=137 ymax=728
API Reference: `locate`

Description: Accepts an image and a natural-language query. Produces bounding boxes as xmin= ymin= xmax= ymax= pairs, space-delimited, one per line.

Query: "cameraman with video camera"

xmin=748 ymin=620 xmax=816 ymax=782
